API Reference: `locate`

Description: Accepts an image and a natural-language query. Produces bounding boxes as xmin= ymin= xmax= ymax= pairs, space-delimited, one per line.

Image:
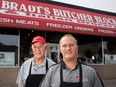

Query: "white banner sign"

xmin=0 ymin=52 xmax=15 ymax=66
xmin=105 ymin=54 xmax=116 ymax=64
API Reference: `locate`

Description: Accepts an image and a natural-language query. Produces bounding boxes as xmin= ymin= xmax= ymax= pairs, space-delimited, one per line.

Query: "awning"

xmin=0 ymin=0 xmax=116 ymax=37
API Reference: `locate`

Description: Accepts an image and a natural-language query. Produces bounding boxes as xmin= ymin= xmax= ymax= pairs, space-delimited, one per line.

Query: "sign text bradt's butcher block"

xmin=0 ymin=0 xmax=116 ymax=37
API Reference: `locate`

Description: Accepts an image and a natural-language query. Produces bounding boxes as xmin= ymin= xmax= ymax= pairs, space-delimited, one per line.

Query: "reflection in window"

xmin=103 ymin=37 xmax=116 ymax=64
xmin=0 ymin=28 xmax=19 ymax=66
xmin=78 ymin=35 xmax=103 ymax=64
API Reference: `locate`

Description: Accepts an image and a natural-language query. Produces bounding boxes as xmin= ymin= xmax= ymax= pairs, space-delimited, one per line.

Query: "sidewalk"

xmin=103 ymin=79 xmax=116 ymax=87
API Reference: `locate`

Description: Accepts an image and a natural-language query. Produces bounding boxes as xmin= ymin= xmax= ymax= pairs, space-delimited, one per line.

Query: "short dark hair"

xmin=59 ymin=34 xmax=78 ymax=46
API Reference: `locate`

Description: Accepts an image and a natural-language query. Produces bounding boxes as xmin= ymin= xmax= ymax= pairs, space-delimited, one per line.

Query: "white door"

xmin=46 ymin=43 xmax=61 ymax=63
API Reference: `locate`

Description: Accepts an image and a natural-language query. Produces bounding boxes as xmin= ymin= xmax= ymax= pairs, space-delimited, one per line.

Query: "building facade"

xmin=0 ymin=0 xmax=116 ymax=87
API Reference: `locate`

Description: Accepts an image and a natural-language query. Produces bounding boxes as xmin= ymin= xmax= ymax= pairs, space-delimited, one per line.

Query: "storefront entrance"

xmin=46 ymin=43 xmax=61 ymax=63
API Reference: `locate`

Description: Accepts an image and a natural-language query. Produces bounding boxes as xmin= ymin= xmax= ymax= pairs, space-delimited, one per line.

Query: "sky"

xmin=51 ymin=0 xmax=116 ymax=13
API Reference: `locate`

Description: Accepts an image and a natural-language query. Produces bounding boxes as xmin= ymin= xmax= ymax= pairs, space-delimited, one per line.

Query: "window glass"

xmin=78 ymin=35 xmax=103 ymax=64
xmin=46 ymin=32 xmax=104 ymax=64
xmin=0 ymin=27 xmax=19 ymax=66
xmin=103 ymin=37 xmax=116 ymax=64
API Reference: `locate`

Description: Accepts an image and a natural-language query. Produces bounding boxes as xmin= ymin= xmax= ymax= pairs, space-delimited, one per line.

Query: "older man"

xmin=16 ymin=36 xmax=55 ymax=87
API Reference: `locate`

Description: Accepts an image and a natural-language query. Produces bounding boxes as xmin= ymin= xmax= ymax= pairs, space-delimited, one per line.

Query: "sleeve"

xmin=16 ymin=64 xmax=25 ymax=87
xmin=92 ymin=69 xmax=104 ymax=87
xmin=39 ymin=66 xmax=53 ymax=87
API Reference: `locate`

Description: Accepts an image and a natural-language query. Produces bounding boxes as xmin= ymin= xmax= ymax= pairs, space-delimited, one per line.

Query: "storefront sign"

xmin=0 ymin=52 xmax=15 ymax=66
xmin=0 ymin=0 xmax=116 ymax=37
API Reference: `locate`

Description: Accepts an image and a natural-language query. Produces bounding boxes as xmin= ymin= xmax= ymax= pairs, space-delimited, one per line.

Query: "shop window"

xmin=103 ymin=37 xmax=116 ymax=64
xmin=78 ymin=35 xmax=103 ymax=64
xmin=46 ymin=32 xmax=104 ymax=64
xmin=0 ymin=27 xmax=19 ymax=66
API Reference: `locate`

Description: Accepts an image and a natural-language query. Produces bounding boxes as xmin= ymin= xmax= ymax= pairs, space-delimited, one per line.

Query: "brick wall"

xmin=0 ymin=64 xmax=116 ymax=87
xmin=90 ymin=64 xmax=116 ymax=80
xmin=0 ymin=67 xmax=19 ymax=87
